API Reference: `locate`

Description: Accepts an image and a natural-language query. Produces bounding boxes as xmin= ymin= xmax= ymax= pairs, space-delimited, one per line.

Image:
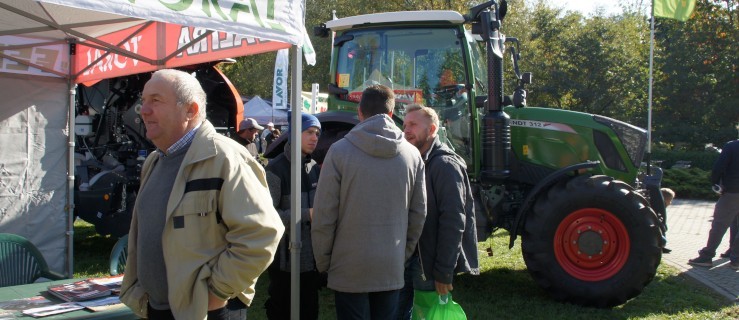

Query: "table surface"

xmin=0 ymin=279 xmax=137 ymax=319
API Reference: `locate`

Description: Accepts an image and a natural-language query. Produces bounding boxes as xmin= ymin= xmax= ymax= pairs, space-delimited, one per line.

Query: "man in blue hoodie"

xmin=312 ymin=85 xmax=427 ymax=319
xmin=264 ymin=113 xmax=322 ymax=319
xmin=689 ymin=138 xmax=739 ymax=269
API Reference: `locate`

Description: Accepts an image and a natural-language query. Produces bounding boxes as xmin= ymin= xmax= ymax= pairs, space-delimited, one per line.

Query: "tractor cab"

xmin=323 ymin=11 xmax=489 ymax=165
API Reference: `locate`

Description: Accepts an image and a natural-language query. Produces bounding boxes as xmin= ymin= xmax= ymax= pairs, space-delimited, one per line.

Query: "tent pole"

xmin=66 ymin=39 xmax=77 ymax=278
xmin=646 ymin=8 xmax=656 ymax=176
xmin=289 ymin=45 xmax=303 ymax=320
xmin=288 ymin=44 xmax=303 ymax=320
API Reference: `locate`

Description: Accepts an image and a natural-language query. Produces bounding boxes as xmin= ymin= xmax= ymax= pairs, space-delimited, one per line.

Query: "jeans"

xmin=397 ymin=254 xmax=435 ymax=320
xmin=264 ymin=268 xmax=320 ymax=320
xmin=334 ymin=290 xmax=400 ymax=320
xmin=699 ymin=193 xmax=739 ymax=262
xmin=147 ymin=298 xmax=247 ymax=320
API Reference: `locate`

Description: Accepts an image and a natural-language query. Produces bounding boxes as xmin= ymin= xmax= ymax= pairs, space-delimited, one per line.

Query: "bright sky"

xmin=560 ymin=0 xmax=624 ymax=16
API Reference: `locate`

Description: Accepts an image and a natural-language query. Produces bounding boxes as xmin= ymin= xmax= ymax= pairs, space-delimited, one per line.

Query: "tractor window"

xmin=335 ymin=26 xmax=471 ymax=162
xmin=469 ymin=38 xmax=488 ymax=96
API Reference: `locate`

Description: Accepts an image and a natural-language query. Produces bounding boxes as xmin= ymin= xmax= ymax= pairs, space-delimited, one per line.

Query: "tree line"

xmin=221 ymin=0 xmax=737 ymax=150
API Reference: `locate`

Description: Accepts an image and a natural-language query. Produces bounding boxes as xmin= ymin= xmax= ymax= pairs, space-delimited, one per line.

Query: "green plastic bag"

xmin=411 ymin=290 xmax=439 ymax=320
xmin=425 ymin=293 xmax=467 ymax=320
xmin=412 ymin=291 xmax=467 ymax=320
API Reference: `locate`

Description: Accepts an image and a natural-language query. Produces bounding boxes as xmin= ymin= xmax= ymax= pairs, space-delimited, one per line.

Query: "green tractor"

xmin=271 ymin=0 xmax=666 ymax=307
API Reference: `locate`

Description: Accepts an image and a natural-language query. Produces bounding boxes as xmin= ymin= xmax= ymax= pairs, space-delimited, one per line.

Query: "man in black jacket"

xmin=264 ymin=113 xmax=321 ymax=319
xmin=689 ymin=139 xmax=739 ymax=269
xmin=398 ymin=104 xmax=479 ymax=319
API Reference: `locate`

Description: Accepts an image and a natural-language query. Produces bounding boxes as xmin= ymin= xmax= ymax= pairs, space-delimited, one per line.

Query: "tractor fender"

xmin=508 ymin=160 xmax=600 ymax=248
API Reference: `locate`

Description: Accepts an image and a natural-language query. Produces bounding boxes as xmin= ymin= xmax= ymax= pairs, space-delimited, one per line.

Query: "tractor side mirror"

xmin=522 ymin=72 xmax=532 ymax=85
xmin=314 ymin=24 xmax=330 ymax=38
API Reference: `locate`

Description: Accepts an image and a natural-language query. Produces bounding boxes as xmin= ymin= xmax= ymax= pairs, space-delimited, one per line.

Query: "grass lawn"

xmin=73 ymin=220 xmax=739 ymax=319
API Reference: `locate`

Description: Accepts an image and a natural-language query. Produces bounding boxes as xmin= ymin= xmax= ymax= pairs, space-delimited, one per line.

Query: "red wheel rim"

xmin=553 ymin=208 xmax=630 ymax=281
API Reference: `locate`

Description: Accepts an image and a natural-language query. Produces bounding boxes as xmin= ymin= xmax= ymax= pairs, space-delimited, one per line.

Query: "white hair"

xmin=150 ymin=69 xmax=207 ymax=122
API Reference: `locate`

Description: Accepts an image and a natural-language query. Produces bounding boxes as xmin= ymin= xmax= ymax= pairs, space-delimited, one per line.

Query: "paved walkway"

xmin=662 ymin=199 xmax=739 ymax=302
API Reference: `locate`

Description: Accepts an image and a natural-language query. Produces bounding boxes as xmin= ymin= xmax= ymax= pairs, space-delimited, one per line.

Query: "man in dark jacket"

xmin=689 ymin=139 xmax=739 ymax=269
xmin=398 ymin=104 xmax=479 ymax=319
xmin=312 ymin=85 xmax=426 ymax=320
xmin=264 ymin=113 xmax=321 ymax=319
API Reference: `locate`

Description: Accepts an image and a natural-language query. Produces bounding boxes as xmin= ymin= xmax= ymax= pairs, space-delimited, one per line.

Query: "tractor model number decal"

xmin=510 ymin=120 xmax=576 ymax=133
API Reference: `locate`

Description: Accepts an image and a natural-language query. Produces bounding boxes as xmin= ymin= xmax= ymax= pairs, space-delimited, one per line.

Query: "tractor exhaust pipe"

xmin=476 ymin=2 xmax=510 ymax=184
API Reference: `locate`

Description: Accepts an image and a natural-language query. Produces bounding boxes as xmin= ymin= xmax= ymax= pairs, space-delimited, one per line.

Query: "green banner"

xmin=654 ymin=0 xmax=696 ymax=21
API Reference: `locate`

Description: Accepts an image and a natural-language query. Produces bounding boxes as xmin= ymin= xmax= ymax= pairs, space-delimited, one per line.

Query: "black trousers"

xmin=264 ymin=268 xmax=320 ymax=320
xmin=147 ymin=298 xmax=247 ymax=320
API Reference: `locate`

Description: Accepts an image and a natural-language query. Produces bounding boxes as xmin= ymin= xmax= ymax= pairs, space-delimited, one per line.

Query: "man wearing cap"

xmin=236 ymin=118 xmax=264 ymax=158
xmin=261 ymin=122 xmax=275 ymax=153
xmin=264 ymin=113 xmax=322 ymax=319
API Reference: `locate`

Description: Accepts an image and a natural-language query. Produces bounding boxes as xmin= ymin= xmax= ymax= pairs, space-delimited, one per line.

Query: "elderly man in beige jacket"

xmin=120 ymin=69 xmax=283 ymax=320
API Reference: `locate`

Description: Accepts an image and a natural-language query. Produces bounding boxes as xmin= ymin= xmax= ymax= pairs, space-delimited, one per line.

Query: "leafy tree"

xmin=512 ymin=2 xmax=650 ymax=127
xmin=652 ymin=0 xmax=738 ymax=149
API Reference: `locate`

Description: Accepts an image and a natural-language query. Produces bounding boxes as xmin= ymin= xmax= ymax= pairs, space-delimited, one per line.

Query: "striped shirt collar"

xmin=162 ymin=122 xmax=202 ymax=156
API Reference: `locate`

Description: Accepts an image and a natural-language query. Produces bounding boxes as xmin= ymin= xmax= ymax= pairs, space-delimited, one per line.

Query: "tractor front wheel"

xmin=522 ymin=175 xmax=663 ymax=307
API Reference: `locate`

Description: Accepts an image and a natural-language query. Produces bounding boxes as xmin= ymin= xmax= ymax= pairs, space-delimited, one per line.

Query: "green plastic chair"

xmin=0 ymin=233 xmax=65 ymax=287
xmin=109 ymin=234 xmax=128 ymax=276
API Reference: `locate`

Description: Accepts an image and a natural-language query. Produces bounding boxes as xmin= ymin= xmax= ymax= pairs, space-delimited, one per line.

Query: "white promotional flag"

xmin=39 ymin=0 xmax=307 ymax=46
xmin=272 ymin=48 xmax=290 ymax=110
xmin=302 ymin=31 xmax=316 ymax=66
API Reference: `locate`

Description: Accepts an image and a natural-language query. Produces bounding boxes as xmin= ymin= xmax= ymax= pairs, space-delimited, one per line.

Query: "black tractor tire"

xmin=521 ymin=175 xmax=663 ymax=308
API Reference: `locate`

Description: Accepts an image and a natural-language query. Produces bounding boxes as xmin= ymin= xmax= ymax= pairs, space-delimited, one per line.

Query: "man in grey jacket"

xmin=312 ymin=85 xmax=427 ymax=319
xmin=398 ymin=104 xmax=479 ymax=319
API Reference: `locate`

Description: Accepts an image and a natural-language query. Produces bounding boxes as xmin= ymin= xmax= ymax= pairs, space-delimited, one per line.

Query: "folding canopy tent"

xmin=0 ymin=0 xmax=308 ymax=278
xmin=244 ymin=96 xmax=289 ymax=126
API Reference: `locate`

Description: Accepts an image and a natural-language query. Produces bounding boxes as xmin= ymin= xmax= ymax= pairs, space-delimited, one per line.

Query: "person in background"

xmin=265 ymin=128 xmax=282 ymax=152
xmin=398 ymin=104 xmax=479 ymax=319
xmin=261 ymin=122 xmax=275 ymax=153
xmin=119 ymin=69 xmax=284 ymax=319
xmin=312 ymin=85 xmax=427 ymax=319
xmin=688 ymin=139 xmax=739 ymax=269
xmin=264 ymin=114 xmax=322 ymax=320
xmin=661 ymin=188 xmax=675 ymax=207
xmin=235 ymin=118 xmax=264 ymax=158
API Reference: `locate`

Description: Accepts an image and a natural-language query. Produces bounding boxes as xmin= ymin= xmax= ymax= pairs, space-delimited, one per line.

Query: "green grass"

xmin=73 ymin=220 xmax=738 ymax=319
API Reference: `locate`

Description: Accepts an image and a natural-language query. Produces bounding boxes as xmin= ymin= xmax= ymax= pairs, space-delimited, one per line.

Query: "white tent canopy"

xmin=0 ymin=0 xmax=307 ymax=277
xmin=244 ymin=96 xmax=289 ymax=126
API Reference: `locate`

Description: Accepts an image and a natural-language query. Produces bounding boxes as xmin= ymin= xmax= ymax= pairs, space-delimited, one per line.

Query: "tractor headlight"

xmin=593 ymin=115 xmax=647 ymax=167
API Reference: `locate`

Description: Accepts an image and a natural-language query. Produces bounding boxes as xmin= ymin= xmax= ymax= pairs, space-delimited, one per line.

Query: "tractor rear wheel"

xmin=521 ymin=175 xmax=663 ymax=307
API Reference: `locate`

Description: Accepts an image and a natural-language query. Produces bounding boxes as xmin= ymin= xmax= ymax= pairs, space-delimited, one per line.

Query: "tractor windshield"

xmin=335 ymin=26 xmax=472 ymax=159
